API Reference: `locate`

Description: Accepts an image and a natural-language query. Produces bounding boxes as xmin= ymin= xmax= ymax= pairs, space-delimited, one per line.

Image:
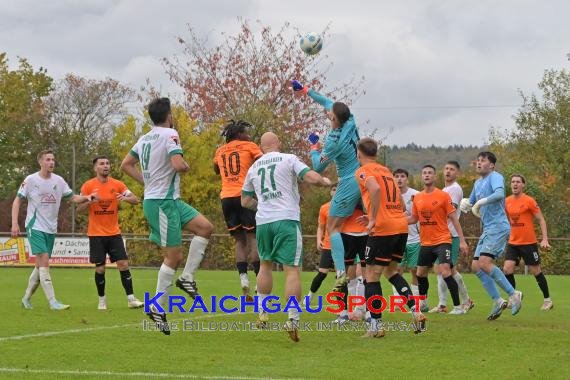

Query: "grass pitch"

xmin=0 ymin=268 xmax=568 ymax=379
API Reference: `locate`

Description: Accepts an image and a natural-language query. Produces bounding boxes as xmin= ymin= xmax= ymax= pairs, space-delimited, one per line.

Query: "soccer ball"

xmin=300 ymin=32 xmax=323 ymax=56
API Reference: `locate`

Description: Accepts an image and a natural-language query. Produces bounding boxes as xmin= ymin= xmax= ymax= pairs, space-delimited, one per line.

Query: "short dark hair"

xmin=332 ymin=102 xmax=350 ymax=125
xmin=357 ymin=137 xmax=378 ymax=157
xmin=510 ymin=174 xmax=526 ymax=184
xmin=221 ymin=120 xmax=252 ymax=143
xmin=92 ymin=155 xmax=109 ymax=165
xmin=148 ymin=97 xmax=171 ymax=125
xmin=446 ymin=160 xmax=460 ymax=170
xmin=477 ymin=151 xmax=497 ymax=165
xmin=422 ymin=164 xmax=436 ymax=173
xmin=393 ymin=168 xmax=409 ymax=177
xmin=37 ymin=149 xmax=54 ymax=161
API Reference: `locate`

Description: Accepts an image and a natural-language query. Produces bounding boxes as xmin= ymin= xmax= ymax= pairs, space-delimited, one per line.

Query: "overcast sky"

xmin=1 ymin=0 xmax=568 ymax=146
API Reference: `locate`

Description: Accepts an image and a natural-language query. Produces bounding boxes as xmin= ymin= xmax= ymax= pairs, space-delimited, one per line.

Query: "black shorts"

xmin=89 ymin=235 xmax=128 ymax=265
xmin=418 ymin=243 xmax=453 ymax=267
xmin=341 ymin=233 xmax=368 ymax=266
xmin=221 ymin=196 xmax=256 ymax=234
xmin=364 ymin=233 xmax=407 ymax=266
xmin=505 ymin=243 xmax=540 ymax=266
xmin=319 ymin=249 xmax=334 ymax=269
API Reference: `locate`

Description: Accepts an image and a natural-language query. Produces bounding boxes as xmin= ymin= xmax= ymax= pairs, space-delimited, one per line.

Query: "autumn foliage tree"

xmin=164 ymin=19 xmax=365 ymax=158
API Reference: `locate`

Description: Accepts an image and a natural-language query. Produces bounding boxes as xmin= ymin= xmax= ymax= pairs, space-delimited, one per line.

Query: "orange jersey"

xmin=319 ymin=202 xmax=331 ymax=249
xmin=214 ymin=140 xmax=262 ymax=198
xmin=342 ymin=207 xmax=367 ymax=234
xmin=506 ymin=194 xmax=540 ymax=245
xmin=355 ymin=163 xmax=408 ymax=236
xmin=412 ymin=188 xmax=455 ymax=246
xmin=81 ymin=177 xmax=128 ymax=237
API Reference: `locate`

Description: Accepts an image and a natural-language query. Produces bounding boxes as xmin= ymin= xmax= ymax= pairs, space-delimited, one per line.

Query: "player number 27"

xmin=258 ymin=164 xmax=277 ymax=194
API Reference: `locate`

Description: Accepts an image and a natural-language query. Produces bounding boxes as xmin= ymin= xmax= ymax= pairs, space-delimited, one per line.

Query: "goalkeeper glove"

xmin=459 ymin=198 xmax=473 ymax=214
xmin=291 ymin=80 xmax=309 ymax=94
xmin=471 ymin=198 xmax=488 ymax=218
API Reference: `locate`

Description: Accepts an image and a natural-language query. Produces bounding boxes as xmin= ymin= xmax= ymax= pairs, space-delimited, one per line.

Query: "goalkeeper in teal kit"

xmin=291 ymin=80 xmax=361 ymax=296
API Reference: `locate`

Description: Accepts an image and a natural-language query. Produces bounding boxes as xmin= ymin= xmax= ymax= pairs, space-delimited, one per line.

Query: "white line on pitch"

xmin=0 ymin=312 xmax=244 ymax=342
xmin=0 ymin=368 xmax=305 ymax=380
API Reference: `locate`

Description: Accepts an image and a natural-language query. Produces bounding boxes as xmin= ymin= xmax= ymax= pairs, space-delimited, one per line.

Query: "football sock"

xmin=437 ymin=274 xmax=448 ymax=306
xmin=443 ymin=275 xmax=460 ymax=306
xmin=329 ymin=233 xmax=346 ymax=272
xmin=388 ymin=273 xmax=416 ymax=310
xmin=490 ymin=266 xmax=515 ymax=296
xmin=236 ymin=261 xmax=248 ymax=275
xmin=453 ymin=272 xmax=469 ymax=304
xmin=119 ymin=269 xmax=134 ymax=296
xmin=365 ymin=281 xmax=383 ymax=320
xmin=252 ymin=261 xmax=260 ymax=276
xmin=95 ymin=272 xmax=106 ymax=297
xmin=417 ymin=276 xmax=429 ymax=297
xmin=505 ymin=273 xmax=516 ymax=288
xmin=476 ymin=269 xmax=500 ymax=301
xmin=156 ymin=264 xmax=175 ymax=308
xmin=24 ymin=267 xmax=40 ymax=300
xmin=180 ymin=236 xmax=209 ymax=282
xmin=39 ymin=267 xmax=56 ymax=304
xmin=535 ymin=272 xmax=550 ymax=299
xmin=310 ymin=272 xmax=327 ymax=293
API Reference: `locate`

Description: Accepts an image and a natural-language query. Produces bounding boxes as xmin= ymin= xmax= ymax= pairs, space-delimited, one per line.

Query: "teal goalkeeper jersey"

xmin=308 ymin=89 xmax=360 ymax=179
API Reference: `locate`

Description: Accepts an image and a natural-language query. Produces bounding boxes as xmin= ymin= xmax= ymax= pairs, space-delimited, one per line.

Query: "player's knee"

xmin=95 ymin=263 xmax=106 ymax=274
xmin=529 ymin=265 xmax=541 ymax=275
xmin=471 ymin=260 xmax=480 ymax=272
xmin=199 ymin=220 xmax=214 ymax=238
xmin=116 ymin=260 xmax=129 ymax=271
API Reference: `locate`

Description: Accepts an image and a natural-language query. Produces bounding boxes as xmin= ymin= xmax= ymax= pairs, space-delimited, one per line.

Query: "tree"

xmin=0 ymin=53 xmax=52 ymax=197
xmin=164 ymin=19 xmax=365 ymax=158
xmin=490 ymin=60 xmax=570 ymax=273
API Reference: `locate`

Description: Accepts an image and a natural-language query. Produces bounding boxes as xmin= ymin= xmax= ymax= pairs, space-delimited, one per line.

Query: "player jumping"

xmin=121 ymin=98 xmax=214 ymax=335
xmin=214 ymin=120 xmax=263 ymax=301
xmin=290 ymin=79 xmax=361 ymax=298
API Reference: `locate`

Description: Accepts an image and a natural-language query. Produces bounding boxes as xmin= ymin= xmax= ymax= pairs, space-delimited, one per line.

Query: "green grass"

xmin=0 ymin=268 xmax=568 ymax=380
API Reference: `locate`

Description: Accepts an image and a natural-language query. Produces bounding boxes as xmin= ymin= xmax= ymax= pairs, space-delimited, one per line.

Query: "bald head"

xmin=260 ymin=132 xmax=280 ymax=153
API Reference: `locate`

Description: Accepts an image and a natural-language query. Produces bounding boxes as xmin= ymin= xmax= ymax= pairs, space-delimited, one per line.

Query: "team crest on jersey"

xmin=170 ymin=135 xmax=180 ymax=146
xmin=359 ymin=173 xmax=366 ymax=180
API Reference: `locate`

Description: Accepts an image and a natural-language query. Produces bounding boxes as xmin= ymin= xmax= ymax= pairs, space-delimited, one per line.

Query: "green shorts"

xmin=399 ymin=242 xmax=420 ymax=268
xmin=435 ymin=236 xmax=460 ymax=266
xmin=27 ymin=229 xmax=55 ymax=257
xmin=143 ymin=199 xmax=200 ymax=247
xmin=256 ymin=220 xmax=303 ymax=266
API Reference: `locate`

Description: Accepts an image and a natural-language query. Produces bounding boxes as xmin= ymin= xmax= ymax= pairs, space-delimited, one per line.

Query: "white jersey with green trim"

xmin=242 ymin=151 xmax=310 ymax=225
xmin=130 ymin=126 xmax=184 ymax=200
xmin=402 ymin=187 xmax=420 ymax=244
xmin=444 ymin=181 xmax=463 ymax=238
xmin=16 ymin=172 xmax=73 ymax=234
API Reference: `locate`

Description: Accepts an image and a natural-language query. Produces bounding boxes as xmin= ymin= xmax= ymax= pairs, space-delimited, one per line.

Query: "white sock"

xmin=39 ymin=267 xmax=56 ymax=304
xmin=99 ymin=296 xmax=106 ymax=302
xmin=240 ymin=272 xmax=250 ymax=288
xmin=437 ymin=274 xmax=448 ymax=306
xmin=24 ymin=267 xmax=40 ymax=300
xmin=127 ymin=294 xmax=135 ymax=301
xmin=356 ymin=277 xmax=365 ymax=298
xmin=156 ymin=264 xmax=176 ymax=308
xmin=288 ymin=307 xmax=300 ymax=321
xmin=340 ymin=309 xmax=348 ymax=318
xmin=370 ymin=318 xmax=381 ymax=331
xmin=411 ymin=284 xmax=419 ymax=297
xmin=258 ymin=293 xmax=269 ymax=314
xmin=348 ymin=279 xmax=357 ymax=296
xmin=336 ymin=269 xmax=346 ymax=278
xmin=544 ymin=297 xmax=551 ymax=302
xmin=453 ymin=273 xmax=469 ymax=304
xmin=180 ymin=236 xmax=209 ymax=282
